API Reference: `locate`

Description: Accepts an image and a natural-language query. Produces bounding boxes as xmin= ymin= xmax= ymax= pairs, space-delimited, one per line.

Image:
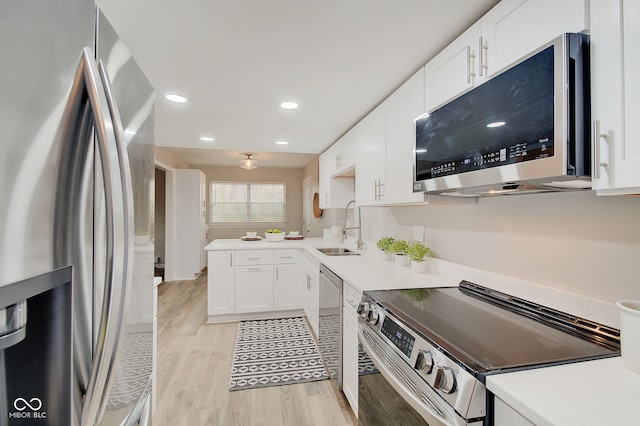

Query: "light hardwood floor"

xmin=153 ymin=272 xmax=357 ymax=426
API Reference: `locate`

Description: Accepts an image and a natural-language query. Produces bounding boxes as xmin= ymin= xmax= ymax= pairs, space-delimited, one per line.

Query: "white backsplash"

xmin=359 ymin=190 xmax=640 ymax=304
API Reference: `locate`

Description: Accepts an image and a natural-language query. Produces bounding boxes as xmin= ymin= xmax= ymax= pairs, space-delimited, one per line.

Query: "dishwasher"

xmin=318 ymin=264 xmax=342 ymax=391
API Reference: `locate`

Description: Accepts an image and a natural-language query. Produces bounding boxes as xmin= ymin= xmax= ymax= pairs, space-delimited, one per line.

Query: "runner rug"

xmin=229 ymin=317 xmax=329 ymax=391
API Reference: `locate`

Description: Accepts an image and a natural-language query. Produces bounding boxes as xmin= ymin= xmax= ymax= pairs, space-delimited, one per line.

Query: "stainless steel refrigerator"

xmin=0 ymin=1 xmax=155 ymax=425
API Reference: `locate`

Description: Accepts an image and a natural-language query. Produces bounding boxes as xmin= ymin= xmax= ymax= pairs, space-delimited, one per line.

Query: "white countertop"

xmin=205 ymin=237 xmax=636 ymax=423
xmin=205 ymin=238 xmax=620 ymax=326
xmin=487 ymin=357 xmax=640 ymax=425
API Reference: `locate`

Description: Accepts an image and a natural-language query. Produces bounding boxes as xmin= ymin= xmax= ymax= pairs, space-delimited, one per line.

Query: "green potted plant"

xmin=389 ymin=240 xmax=409 ymax=266
xmin=407 ymin=241 xmax=432 ymax=273
xmin=376 ymin=237 xmax=395 ymax=260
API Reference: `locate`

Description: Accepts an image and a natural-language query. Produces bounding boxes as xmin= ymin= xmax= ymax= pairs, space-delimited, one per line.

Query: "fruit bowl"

xmin=264 ymin=232 xmax=285 ymax=242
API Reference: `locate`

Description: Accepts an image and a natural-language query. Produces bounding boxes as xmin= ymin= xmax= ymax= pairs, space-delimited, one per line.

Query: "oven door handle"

xmin=358 ymin=326 xmax=457 ymax=426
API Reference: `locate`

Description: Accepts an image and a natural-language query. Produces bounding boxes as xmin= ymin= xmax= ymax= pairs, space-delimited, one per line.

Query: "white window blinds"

xmin=209 ymin=182 xmax=286 ymax=224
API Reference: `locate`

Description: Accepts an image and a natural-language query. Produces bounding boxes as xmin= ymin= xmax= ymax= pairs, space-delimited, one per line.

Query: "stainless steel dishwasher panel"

xmin=318 ymin=264 xmax=343 ymax=390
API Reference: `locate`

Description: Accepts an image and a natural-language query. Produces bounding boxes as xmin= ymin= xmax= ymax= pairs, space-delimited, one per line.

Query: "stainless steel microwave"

xmin=414 ymin=33 xmax=590 ymax=197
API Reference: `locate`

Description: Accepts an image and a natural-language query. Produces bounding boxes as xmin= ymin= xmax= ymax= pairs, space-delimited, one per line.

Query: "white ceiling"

xmin=97 ymin=0 xmax=499 ymax=168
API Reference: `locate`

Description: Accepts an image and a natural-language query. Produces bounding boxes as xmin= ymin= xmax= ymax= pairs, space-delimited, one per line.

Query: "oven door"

xmin=358 ymin=321 xmax=479 ymax=426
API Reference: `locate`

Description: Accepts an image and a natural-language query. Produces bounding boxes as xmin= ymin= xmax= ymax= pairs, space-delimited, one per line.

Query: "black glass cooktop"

xmin=365 ymin=282 xmax=620 ymax=375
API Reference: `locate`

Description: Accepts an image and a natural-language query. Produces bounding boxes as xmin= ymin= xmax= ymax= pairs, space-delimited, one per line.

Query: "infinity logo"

xmin=14 ymin=398 xmax=43 ymax=411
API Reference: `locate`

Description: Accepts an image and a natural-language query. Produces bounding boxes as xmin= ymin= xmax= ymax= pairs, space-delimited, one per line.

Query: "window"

xmin=209 ymin=181 xmax=286 ymax=225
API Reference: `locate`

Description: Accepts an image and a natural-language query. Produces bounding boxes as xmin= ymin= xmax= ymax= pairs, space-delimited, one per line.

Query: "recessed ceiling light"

xmin=280 ymin=101 xmax=298 ymax=110
xmin=165 ymin=94 xmax=187 ymax=103
xmin=275 ymin=140 xmax=289 ymax=145
xmin=200 ymin=136 xmax=215 ymax=142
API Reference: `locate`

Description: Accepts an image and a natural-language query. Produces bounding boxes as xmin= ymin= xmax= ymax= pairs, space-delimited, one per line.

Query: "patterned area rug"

xmin=229 ymin=317 xmax=329 ymax=391
xmin=317 ymin=314 xmax=379 ymax=377
xmin=107 ymin=329 xmax=153 ymax=409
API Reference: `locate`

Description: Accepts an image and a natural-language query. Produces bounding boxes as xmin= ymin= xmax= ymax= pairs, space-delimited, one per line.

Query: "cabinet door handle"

xmin=229 ymin=253 xmax=233 ymax=267
xmin=276 ymin=266 xmax=279 ymax=280
xmin=466 ymin=45 xmax=476 ymax=84
xmin=479 ymin=37 xmax=488 ymax=77
xmin=592 ymin=120 xmax=609 ymax=179
xmin=248 ymin=267 xmax=262 ymax=272
xmin=248 ymin=257 xmax=261 ymax=261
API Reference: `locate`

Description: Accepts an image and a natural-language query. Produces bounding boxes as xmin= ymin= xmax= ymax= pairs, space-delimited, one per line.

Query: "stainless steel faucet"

xmin=343 ymin=200 xmax=364 ymax=250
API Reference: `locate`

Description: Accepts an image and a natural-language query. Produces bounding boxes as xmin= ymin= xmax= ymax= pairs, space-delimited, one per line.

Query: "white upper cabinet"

xmin=384 ymin=68 xmax=427 ymax=205
xmin=483 ymin=0 xmax=588 ymax=73
xmin=319 ymin=144 xmax=355 ymax=209
xmin=356 ymin=68 xmax=430 ymax=206
xmin=332 ymin=129 xmax=357 ymax=176
xmin=590 ymin=0 xmax=640 ymax=195
xmin=424 ymin=21 xmax=483 ymax=112
xmin=355 ymin=105 xmax=386 ymax=205
xmin=425 ymin=0 xmax=588 ymax=112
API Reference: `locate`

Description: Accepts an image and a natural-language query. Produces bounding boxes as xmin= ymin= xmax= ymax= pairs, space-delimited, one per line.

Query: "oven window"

xmin=358 ymin=343 xmax=428 ymax=425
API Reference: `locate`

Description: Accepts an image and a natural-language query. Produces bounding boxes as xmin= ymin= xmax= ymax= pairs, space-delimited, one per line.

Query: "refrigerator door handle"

xmin=120 ymin=376 xmax=152 ymax=426
xmin=77 ymin=47 xmax=134 ymax=426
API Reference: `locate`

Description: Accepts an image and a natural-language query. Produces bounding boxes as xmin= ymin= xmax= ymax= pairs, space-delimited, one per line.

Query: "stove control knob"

xmin=366 ymin=307 xmax=380 ymax=325
xmin=433 ymin=366 xmax=456 ymax=394
xmin=357 ymin=302 xmax=369 ymax=318
xmin=415 ymin=350 xmax=433 ymax=374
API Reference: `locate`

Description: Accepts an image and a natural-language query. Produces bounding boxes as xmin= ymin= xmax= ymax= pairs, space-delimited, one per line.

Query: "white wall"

xmin=361 ymin=191 xmax=640 ymax=304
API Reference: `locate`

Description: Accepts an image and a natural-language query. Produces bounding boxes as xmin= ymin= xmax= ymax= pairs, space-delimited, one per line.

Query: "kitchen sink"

xmin=315 ymin=247 xmax=360 ymax=256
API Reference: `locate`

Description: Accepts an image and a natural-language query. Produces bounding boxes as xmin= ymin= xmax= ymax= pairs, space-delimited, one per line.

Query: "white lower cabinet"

xmin=235 ymin=265 xmax=274 ymax=313
xmin=207 ymin=248 xmax=302 ymax=319
xmin=274 ymin=249 xmax=299 ymax=310
xmin=207 ymin=250 xmax=235 ymax=316
xmin=494 ymin=396 xmax=535 ymax=426
xmin=342 ymin=282 xmax=362 ymax=415
xmin=302 ymin=252 xmax=320 ymax=336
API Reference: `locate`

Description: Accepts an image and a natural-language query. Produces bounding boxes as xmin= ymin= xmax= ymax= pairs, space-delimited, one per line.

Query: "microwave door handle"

xmin=77 ymin=47 xmax=132 ymax=426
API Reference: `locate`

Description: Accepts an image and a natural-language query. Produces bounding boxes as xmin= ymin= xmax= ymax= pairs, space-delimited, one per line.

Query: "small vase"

xmin=378 ymin=250 xmax=392 ymax=261
xmin=394 ymin=254 xmax=409 ymax=266
xmin=411 ymin=259 xmax=428 ymax=273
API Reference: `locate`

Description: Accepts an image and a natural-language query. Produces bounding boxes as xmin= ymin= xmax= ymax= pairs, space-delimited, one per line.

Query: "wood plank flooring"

xmin=153 ymin=272 xmax=356 ymax=426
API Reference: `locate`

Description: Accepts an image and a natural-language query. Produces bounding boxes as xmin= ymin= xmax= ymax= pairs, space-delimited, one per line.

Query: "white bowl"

xmin=264 ymin=232 xmax=285 ymax=242
xmin=246 ymin=232 xmax=257 ymax=238
xmin=288 ymin=231 xmax=299 ymax=237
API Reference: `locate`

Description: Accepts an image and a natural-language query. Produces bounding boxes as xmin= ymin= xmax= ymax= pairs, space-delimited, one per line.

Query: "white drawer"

xmin=343 ymin=281 xmax=361 ymax=311
xmin=274 ymin=249 xmax=298 ymax=264
xmin=235 ymin=250 xmax=273 ymax=266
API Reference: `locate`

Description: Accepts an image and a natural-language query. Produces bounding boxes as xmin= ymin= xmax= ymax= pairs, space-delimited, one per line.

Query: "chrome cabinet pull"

xmin=230 ymin=253 xmax=233 ymax=267
xmin=479 ymin=37 xmax=488 ymax=77
xmin=592 ymin=120 xmax=609 ymax=179
xmin=466 ymin=46 xmax=476 ymax=84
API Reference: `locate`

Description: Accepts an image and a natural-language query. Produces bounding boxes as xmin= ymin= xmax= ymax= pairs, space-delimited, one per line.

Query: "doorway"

xmin=154 ymin=161 xmax=176 ymax=282
xmin=154 ymin=167 xmax=166 ymax=280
